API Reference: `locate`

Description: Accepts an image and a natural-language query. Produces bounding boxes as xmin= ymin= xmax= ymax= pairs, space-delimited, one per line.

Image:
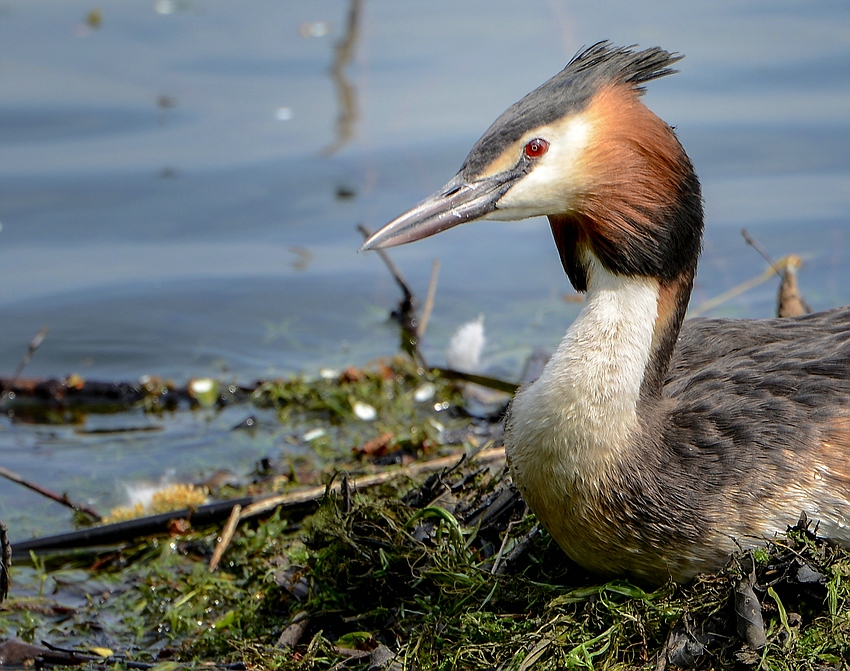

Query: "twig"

xmin=276 ymin=611 xmax=311 ymax=649
xmin=741 ymin=228 xmax=785 ymax=278
xmin=0 ymin=520 xmax=9 ymax=602
xmin=741 ymin=229 xmax=811 ymax=317
xmin=358 ymin=224 xmax=417 ymax=307
xmin=499 ymin=523 xmax=540 ymax=571
xmin=687 ymin=261 xmax=790 ymax=318
xmin=12 ymin=495 xmax=258 ymax=559
xmin=433 ymin=367 xmax=519 ymax=394
xmin=358 ymin=223 xmax=427 ymax=366
xmin=688 ymin=228 xmax=808 ymax=319
xmin=239 ymin=446 xmax=506 ymax=521
xmin=0 ymin=639 xmax=134 ymax=669
xmin=490 ymin=518 xmax=519 ymax=575
xmin=0 ymin=639 xmax=158 ymax=669
xmin=417 ymin=259 xmax=440 ymax=338
xmin=0 ymin=465 xmax=101 ymax=522
xmin=209 ymin=503 xmax=242 ymax=572
xmin=518 ymin=637 xmax=553 ymax=671
xmin=12 ymin=447 xmax=506 ymax=558
xmin=10 ymin=324 xmax=49 ymax=387
xmin=776 ymin=255 xmax=811 ymax=317
xmin=40 ymin=641 xmax=157 ymax=669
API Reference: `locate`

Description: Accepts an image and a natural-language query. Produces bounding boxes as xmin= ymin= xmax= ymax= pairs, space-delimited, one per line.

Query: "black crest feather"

xmin=566 ymin=41 xmax=682 ymax=92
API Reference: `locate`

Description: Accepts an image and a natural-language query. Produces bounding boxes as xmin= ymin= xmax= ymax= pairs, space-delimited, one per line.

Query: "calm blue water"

xmin=1 ymin=0 xmax=849 ymax=538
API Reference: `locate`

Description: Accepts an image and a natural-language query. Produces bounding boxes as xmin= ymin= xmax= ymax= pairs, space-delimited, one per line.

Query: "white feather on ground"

xmin=446 ymin=315 xmax=486 ymax=373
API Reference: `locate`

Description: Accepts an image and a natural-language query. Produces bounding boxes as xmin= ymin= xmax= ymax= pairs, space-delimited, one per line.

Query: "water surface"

xmin=1 ymin=0 xmax=849 ymax=538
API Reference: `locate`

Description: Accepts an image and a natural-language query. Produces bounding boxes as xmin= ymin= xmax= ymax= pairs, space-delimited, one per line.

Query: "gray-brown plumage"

xmin=362 ymin=42 xmax=850 ymax=584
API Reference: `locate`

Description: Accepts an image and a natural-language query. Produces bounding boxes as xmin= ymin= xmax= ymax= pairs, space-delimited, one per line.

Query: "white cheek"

xmin=493 ymin=116 xmax=592 ymax=220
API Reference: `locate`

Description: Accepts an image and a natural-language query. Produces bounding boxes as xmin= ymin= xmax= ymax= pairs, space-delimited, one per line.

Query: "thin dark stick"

xmin=0 ymin=520 xmax=9 ymax=602
xmin=41 ymin=641 xmax=157 ymax=669
xmin=434 ymin=367 xmax=519 ymax=394
xmin=357 ymin=224 xmax=418 ymax=307
xmin=358 ymin=223 xmax=427 ymax=367
xmin=10 ymin=324 xmax=50 ymax=386
xmin=0 ymin=465 xmax=101 ymax=522
xmin=12 ymin=447 xmax=506 ymax=558
xmin=741 ymin=229 xmax=785 ymax=278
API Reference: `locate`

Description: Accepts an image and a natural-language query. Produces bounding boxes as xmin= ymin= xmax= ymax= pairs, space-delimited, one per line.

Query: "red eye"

xmin=524 ymin=138 xmax=549 ymax=159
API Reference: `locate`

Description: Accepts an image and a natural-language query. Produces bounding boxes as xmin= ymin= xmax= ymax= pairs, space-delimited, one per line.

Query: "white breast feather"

xmin=508 ymin=255 xmax=660 ymax=502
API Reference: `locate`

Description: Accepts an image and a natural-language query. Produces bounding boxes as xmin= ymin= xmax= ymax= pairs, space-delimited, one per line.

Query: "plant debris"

xmin=104 ymin=483 xmax=210 ymax=524
xmin=3 ymin=432 xmax=849 ymax=669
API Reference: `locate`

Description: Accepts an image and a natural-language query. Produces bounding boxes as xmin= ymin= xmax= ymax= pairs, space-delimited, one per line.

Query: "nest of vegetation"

xmin=6 ymin=461 xmax=849 ymax=670
xmin=2 ymin=360 xmax=849 ymax=670
xmin=256 ymin=471 xmax=850 ymax=670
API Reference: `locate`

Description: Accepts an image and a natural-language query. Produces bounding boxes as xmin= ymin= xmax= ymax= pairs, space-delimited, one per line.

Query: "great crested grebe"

xmin=361 ymin=42 xmax=850 ymax=584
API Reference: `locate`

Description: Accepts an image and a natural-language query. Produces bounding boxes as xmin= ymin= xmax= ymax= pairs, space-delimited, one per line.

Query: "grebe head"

xmin=361 ymin=41 xmax=704 ymax=292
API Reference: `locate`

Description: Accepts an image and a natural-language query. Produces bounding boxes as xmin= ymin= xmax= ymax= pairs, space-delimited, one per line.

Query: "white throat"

xmin=508 ymin=254 xmax=660 ymax=483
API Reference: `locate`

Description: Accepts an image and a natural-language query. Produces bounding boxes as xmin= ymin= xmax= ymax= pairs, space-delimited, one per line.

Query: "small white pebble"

xmin=189 ymin=378 xmax=214 ymax=395
xmin=352 ymin=400 xmax=377 ymax=421
xmin=319 ymin=368 xmax=338 ymax=380
xmin=413 ymin=382 xmax=436 ymax=402
xmin=303 ymin=428 xmax=326 ymax=442
xmin=188 ymin=378 xmax=218 ymax=406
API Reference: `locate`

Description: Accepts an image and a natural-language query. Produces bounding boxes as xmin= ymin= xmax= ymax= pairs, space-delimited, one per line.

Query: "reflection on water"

xmin=324 ymin=0 xmax=362 ymax=156
xmin=0 ymin=0 xmax=848 ymax=538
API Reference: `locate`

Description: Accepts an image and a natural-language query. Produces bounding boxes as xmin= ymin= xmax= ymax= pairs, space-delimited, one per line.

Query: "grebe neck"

xmin=509 ymin=250 xmax=694 ymax=475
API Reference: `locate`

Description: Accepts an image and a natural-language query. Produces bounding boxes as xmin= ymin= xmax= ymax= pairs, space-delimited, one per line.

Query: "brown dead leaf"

xmin=339 ymin=367 xmax=364 ymax=383
xmin=356 ymin=432 xmax=395 ymax=457
xmin=167 ymin=518 xmax=191 ymax=535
